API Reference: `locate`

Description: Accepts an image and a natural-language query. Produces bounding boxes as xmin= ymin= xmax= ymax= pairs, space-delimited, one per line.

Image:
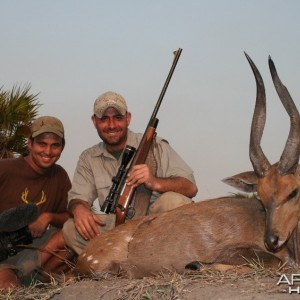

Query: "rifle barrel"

xmin=150 ymin=48 xmax=182 ymax=121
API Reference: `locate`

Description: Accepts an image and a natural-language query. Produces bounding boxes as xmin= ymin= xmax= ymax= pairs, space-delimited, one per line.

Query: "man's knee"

xmin=62 ymin=219 xmax=87 ymax=255
xmin=148 ymin=191 xmax=192 ymax=214
xmin=62 ymin=214 xmax=117 ymax=255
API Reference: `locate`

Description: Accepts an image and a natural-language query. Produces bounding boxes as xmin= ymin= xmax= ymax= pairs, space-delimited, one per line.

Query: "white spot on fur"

xmin=92 ymin=260 xmax=99 ymax=264
xmin=125 ymin=235 xmax=133 ymax=242
xmin=87 ymin=255 xmax=93 ymax=261
xmin=82 ymin=252 xmax=86 ymax=257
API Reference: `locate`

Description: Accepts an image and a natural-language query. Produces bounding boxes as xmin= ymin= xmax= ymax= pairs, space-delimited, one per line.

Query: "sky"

xmin=1 ymin=0 xmax=300 ymax=201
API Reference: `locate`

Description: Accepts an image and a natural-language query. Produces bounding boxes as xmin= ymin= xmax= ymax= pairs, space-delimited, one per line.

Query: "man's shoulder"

xmin=0 ymin=156 xmax=24 ymax=168
xmin=156 ymin=136 xmax=169 ymax=144
xmin=48 ymin=164 xmax=71 ymax=186
xmin=80 ymin=143 xmax=104 ymax=158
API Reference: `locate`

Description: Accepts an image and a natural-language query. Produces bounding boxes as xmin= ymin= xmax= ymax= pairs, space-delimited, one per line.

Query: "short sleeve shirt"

xmin=0 ymin=156 xmax=71 ymax=214
xmin=68 ymin=130 xmax=196 ymax=208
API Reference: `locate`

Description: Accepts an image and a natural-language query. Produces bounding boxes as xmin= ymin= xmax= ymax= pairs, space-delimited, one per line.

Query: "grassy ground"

xmin=2 ymin=262 xmax=300 ymax=300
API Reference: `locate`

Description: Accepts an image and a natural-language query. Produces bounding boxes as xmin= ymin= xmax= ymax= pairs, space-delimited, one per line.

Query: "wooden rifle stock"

xmin=115 ymin=48 xmax=182 ymax=225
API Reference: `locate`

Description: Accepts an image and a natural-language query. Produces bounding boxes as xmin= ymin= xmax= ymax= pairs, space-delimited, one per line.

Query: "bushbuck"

xmin=224 ymin=53 xmax=300 ymax=258
xmin=74 ymin=53 xmax=300 ymax=278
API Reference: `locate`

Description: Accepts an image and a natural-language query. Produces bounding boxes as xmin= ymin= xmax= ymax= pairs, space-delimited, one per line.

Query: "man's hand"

xmin=28 ymin=213 xmax=51 ymax=238
xmin=73 ymin=204 xmax=106 ymax=240
xmin=126 ymin=164 xmax=156 ymax=190
xmin=126 ymin=165 xmax=198 ymax=198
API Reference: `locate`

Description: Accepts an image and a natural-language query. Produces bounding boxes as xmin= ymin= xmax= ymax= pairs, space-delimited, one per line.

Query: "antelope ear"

xmin=222 ymin=171 xmax=258 ymax=193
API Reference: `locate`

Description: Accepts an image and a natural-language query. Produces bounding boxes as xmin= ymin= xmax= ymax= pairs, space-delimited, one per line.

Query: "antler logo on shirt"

xmin=21 ymin=188 xmax=47 ymax=206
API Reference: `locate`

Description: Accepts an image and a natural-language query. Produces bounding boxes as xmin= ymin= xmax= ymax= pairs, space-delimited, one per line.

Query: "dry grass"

xmin=1 ymin=280 xmax=62 ymax=300
xmin=2 ymin=257 xmax=298 ymax=300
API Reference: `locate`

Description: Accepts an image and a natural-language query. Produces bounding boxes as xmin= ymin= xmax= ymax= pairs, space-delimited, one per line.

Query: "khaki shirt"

xmin=68 ymin=130 xmax=196 ymax=209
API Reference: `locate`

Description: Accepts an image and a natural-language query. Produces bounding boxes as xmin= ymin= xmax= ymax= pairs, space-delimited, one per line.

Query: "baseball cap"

xmin=31 ymin=116 xmax=64 ymax=138
xmin=94 ymin=91 xmax=127 ymax=118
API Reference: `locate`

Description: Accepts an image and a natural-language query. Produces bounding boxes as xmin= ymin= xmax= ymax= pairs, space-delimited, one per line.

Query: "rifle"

xmin=114 ymin=48 xmax=183 ymax=225
xmin=100 ymin=145 xmax=136 ymax=214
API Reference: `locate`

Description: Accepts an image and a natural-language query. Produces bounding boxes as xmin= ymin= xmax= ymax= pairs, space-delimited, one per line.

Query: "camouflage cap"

xmin=31 ymin=116 xmax=64 ymax=138
xmin=94 ymin=91 xmax=127 ymax=118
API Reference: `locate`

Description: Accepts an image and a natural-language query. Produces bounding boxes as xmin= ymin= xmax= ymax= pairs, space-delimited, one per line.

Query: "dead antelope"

xmin=74 ymin=54 xmax=299 ymax=278
xmin=75 ymin=195 xmax=296 ymax=278
xmin=224 ymin=53 xmax=300 ymax=256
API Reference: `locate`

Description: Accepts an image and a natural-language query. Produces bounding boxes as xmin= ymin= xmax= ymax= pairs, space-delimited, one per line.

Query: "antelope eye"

xmin=288 ymin=189 xmax=298 ymax=201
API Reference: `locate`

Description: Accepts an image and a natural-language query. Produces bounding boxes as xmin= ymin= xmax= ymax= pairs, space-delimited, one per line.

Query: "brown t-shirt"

xmin=0 ymin=156 xmax=71 ymax=214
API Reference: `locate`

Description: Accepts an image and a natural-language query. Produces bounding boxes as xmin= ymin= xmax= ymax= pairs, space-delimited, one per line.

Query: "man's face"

xmin=92 ymin=107 xmax=131 ymax=152
xmin=26 ymin=133 xmax=64 ymax=173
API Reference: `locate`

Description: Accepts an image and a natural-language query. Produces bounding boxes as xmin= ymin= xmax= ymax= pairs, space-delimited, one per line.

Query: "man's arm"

xmin=48 ymin=211 xmax=69 ymax=228
xmin=68 ymin=199 xmax=90 ymax=216
xmin=28 ymin=211 xmax=69 ymax=238
xmin=127 ymin=164 xmax=198 ymax=198
xmin=147 ymin=176 xmax=198 ymax=198
xmin=68 ymin=199 xmax=105 ymax=241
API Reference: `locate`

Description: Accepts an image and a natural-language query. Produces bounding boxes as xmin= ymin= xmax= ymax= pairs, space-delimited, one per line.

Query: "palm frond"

xmin=0 ymin=83 xmax=41 ymax=158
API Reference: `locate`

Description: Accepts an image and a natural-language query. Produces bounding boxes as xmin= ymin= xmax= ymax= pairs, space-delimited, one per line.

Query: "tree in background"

xmin=0 ymin=84 xmax=40 ymax=158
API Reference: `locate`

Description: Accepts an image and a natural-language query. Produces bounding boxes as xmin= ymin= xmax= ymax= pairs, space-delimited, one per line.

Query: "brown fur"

xmin=224 ymin=167 xmax=300 ymax=252
xmin=75 ymin=196 xmax=292 ymax=278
